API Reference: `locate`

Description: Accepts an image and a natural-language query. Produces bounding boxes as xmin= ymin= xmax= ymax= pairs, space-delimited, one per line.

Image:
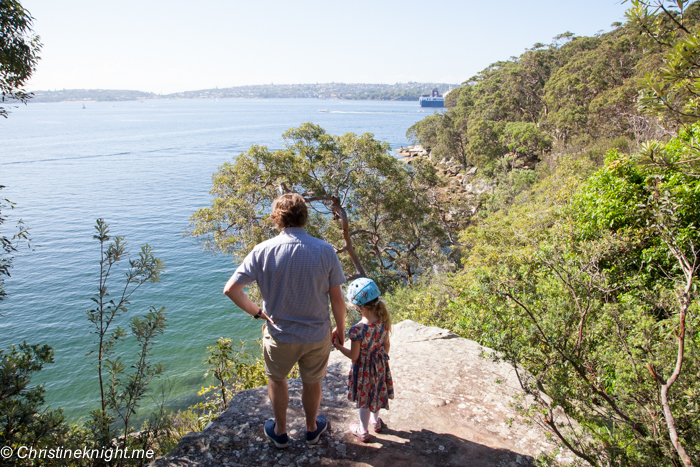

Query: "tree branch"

xmin=331 ymin=197 xmax=366 ymax=278
xmin=542 ymin=412 xmax=600 ymax=467
xmin=504 ymin=290 xmax=650 ymax=438
xmin=659 ymin=4 xmax=690 ymax=34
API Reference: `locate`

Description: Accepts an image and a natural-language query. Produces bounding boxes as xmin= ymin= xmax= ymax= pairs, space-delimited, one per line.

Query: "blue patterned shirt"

xmin=232 ymin=227 xmax=346 ymax=344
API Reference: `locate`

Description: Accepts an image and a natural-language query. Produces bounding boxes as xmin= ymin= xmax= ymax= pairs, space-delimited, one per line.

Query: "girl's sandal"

xmin=349 ymin=423 xmax=370 ymax=443
xmin=370 ymin=418 xmax=383 ymax=433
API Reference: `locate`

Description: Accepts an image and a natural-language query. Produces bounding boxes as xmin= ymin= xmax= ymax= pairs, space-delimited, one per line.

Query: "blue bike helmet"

xmin=346 ymin=277 xmax=381 ymax=307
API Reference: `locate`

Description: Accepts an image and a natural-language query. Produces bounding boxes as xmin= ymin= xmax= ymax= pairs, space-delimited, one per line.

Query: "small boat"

xmin=318 ymin=109 xmax=329 ymax=113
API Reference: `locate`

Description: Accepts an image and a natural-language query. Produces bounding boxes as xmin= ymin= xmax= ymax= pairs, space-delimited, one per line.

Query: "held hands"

xmin=332 ymin=334 xmax=345 ymax=350
xmin=332 ymin=333 xmax=355 ymax=360
xmin=332 ymin=326 xmax=344 ymax=347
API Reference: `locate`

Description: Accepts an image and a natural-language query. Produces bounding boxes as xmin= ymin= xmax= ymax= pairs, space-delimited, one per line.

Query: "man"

xmin=223 ymin=193 xmax=347 ymax=448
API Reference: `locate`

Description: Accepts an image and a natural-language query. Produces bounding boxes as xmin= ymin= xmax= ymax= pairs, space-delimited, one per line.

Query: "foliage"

xmin=542 ymin=31 xmax=645 ymax=143
xmin=398 ymin=145 xmax=699 ymax=465
xmin=624 ymin=1 xmax=700 ymax=186
xmin=625 ymin=0 xmax=700 ymax=48
xmin=153 ymin=409 xmax=209 ymax=455
xmin=501 ymin=122 xmax=552 ymax=156
xmin=0 ymin=185 xmax=29 ymax=309
xmin=193 ymin=338 xmax=294 ymax=428
xmin=86 ymin=219 xmax=168 ymax=463
xmin=406 ymin=13 xmax=687 ymax=177
xmin=625 ymin=1 xmax=700 ymax=130
xmin=104 ymin=306 xmax=167 ymax=445
xmin=571 ymin=147 xmax=700 ymax=465
xmin=1 ymin=215 xmax=170 ymax=466
xmin=384 ymin=272 xmax=461 ymax=331
xmin=195 ymin=338 xmax=268 ymax=417
xmin=407 ymin=112 xmax=471 ymax=169
xmin=0 ymin=344 xmax=74 ymax=466
xmin=383 ymin=6 xmax=700 ymax=465
xmin=478 ymin=165 xmax=541 ymax=217
xmin=190 ymin=123 xmax=453 ymax=288
xmin=0 ymin=0 xmax=42 ymax=118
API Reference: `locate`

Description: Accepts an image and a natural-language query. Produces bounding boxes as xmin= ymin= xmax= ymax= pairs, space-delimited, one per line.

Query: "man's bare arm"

xmin=329 ymin=285 xmax=346 ymax=345
xmin=223 ymin=276 xmax=274 ymax=323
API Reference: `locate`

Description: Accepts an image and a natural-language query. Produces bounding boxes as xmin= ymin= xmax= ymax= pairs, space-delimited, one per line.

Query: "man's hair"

xmin=271 ymin=193 xmax=308 ymax=229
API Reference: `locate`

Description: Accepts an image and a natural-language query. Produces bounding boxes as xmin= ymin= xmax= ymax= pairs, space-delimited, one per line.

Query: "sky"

xmin=22 ymin=0 xmax=630 ymax=94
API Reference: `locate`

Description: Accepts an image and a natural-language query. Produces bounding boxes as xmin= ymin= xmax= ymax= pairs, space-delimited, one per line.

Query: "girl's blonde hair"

xmin=364 ymin=298 xmax=391 ymax=332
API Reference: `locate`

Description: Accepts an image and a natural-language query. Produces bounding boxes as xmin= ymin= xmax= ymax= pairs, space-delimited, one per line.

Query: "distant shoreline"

xmin=24 ymin=82 xmax=461 ymax=104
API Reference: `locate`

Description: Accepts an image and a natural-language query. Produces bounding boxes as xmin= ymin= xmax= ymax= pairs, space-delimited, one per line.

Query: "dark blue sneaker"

xmin=264 ymin=419 xmax=289 ymax=448
xmin=305 ymin=415 xmax=329 ymax=445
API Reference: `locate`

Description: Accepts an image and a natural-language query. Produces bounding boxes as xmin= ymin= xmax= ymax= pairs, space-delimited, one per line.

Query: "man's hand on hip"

xmin=224 ymin=277 xmax=275 ymax=324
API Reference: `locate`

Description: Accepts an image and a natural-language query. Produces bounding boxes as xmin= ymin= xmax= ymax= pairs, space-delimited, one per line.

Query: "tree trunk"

xmin=304 ymin=194 xmax=367 ymax=278
xmin=649 ymin=291 xmax=694 ymax=467
xmin=330 ymin=196 xmax=366 ymax=278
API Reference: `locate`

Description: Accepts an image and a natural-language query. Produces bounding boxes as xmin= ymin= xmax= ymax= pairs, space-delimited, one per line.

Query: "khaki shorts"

xmin=262 ymin=324 xmax=331 ymax=383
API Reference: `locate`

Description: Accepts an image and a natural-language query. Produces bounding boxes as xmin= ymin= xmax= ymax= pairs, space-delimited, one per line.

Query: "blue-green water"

xmin=0 ymin=98 xmax=428 ymax=420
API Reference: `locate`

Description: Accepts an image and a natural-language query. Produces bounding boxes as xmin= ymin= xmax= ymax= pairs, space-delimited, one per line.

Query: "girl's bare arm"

xmin=333 ymin=337 xmax=361 ymax=360
xmin=384 ymin=334 xmax=390 ymax=354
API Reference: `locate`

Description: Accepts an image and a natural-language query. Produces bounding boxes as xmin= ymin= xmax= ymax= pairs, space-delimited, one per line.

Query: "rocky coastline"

xmin=152 ymin=321 xmax=578 ymax=467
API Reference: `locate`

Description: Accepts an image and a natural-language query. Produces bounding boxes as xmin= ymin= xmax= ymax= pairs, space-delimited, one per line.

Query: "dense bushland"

xmin=387 ymin=1 xmax=700 ymax=465
xmin=407 ymin=3 xmax=700 ymax=177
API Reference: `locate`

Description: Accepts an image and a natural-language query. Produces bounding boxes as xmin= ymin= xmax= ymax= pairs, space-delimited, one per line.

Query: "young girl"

xmin=332 ymin=278 xmax=394 ymax=442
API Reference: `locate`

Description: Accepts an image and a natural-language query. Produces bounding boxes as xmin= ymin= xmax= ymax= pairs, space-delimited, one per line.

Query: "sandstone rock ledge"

xmin=152 ymin=321 xmax=578 ymax=467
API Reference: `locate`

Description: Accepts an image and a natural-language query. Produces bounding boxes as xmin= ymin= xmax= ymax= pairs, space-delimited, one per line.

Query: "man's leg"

xmin=263 ymin=324 xmax=299 ymax=437
xmin=298 ymin=332 xmax=330 ymax=440
xmin=301 ymin=381 xmax=322 ymax=432
xmin=268 ymin=379 xmax=289 ymax=436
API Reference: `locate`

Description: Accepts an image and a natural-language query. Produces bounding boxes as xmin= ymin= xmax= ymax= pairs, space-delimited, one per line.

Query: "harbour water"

xmin=0 ymin=98 xmax=428 ymax=419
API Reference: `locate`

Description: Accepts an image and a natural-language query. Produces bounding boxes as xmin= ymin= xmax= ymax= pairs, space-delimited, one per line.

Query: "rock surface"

xmin=396 ymin=145 xmax=429 ymax=161
xmin=151 ymin=321 xmax=577 ymax=467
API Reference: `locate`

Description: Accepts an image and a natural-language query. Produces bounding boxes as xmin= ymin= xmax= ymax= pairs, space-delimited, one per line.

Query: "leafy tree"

xmin=0 ymin=0 xmax=41 ymax=118
xmin=408 ymin=112 xmax=470 ymax=169
xmin=190 ymin=123 xmax=451 ymax=287
xmin=543 ymin=31 xmax=646 ymax=144
xmin=625 ymin=1 xmax=700 ymax=131
xmin=574 ymin=142 xmax=699 ymax=467
xmin=625 ymin=0 xmax=700 ymax=49
xmin=0 ymin=344 xmax=70 ymax=467
xmin=87 ymin=219 xmax=167 ymax=460
xmin=501 ymin=122 xmax=552 ymax=156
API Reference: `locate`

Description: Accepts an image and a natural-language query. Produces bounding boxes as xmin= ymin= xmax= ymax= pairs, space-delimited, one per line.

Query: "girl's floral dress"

xmin=347 ymin=321 xmax=394 ymax=412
